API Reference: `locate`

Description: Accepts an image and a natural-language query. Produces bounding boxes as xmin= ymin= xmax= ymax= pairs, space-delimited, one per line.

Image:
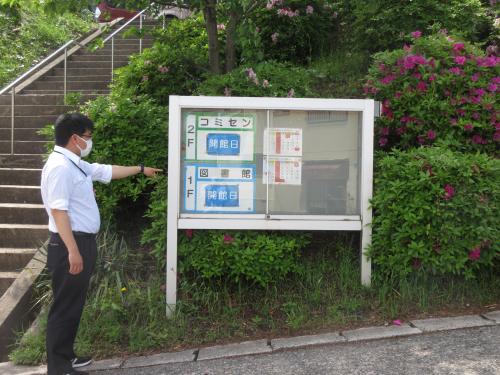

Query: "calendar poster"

xmin=263 ymin=157 xmax=302 ymax=186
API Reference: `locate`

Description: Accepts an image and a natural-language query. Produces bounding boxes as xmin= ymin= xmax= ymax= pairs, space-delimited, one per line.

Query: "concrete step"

xmin=0 ymin=141 xmax=46 ymax=154
xmin=25 ymin=81 xmax=110 ymax=91
xmin=0 ymin=204 xmax=46 ymax=225
xmin=51 ymin=67 xmax=114 ymax=76
xmin=0 ymin=94 xmax=102 ymax=106
xmin=70 ymin=55 xmax=130 ymax=62
xmin=0 ymin=115 xmax=58 ymax=129
xmin=0 ymin=168 xmax=41 ymax=185
xmin=0 ymin=224 xmax=48 ymax=248
xmin=0 ymin=128 xmax=49 ymax=141
xmin=0 ymin=105 xmax=75 ymax=117
xmin=0 ymin=154 xmax=44 ymax=168
xmin=40 ymin=75 xmax=112 ymax=82
xmin=0 ymin=185 xmax=41 ymax=204
xmin=0 ymin=249 xmax=37 ymax=271
xmin=63 ymin=60 xmax=129 ymax=68
xmin=21 ymin=89 xmax=110 ymax=95
xmin=0 ymin=272 xmax=19 ymax=296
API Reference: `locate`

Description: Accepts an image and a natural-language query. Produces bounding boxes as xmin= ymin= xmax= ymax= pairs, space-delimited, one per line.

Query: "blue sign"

xmin=205 ymin=185 xmax=239 ymax=207
xmin=206 ymin=133 xmax=240 ymax=156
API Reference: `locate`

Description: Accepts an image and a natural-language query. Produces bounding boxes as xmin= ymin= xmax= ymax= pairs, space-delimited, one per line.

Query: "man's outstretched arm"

xmin=111 ymin=165 xmax=162 ymax=179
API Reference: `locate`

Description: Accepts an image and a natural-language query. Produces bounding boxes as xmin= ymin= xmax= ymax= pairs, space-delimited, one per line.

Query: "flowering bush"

xmin=111 ymin=15 xmax=209 ymax=105
xmin=238 ymin=0 xmax=340 ymax=64
xmin=178 ymin=230 xmax=311 ymax=286
xmin=370 ymin=147 xmax=499 ymax=280
xmin=197 ymin=61 xmax=316 ymax=97
xmin=364 ymin=33 xmax=499 ymax=155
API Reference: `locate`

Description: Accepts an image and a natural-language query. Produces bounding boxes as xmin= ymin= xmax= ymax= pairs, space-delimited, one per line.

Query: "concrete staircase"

xmin=0 ymin=17 xmax=158 ymax=361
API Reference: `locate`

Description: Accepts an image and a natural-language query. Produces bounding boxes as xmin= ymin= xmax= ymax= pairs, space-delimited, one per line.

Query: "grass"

xmin=9 ymin=230 xmax=500 ymax=365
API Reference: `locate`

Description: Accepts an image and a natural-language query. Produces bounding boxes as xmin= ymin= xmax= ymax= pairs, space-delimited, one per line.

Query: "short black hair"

xmin=54 ymin=113 xmax=94 ymax=146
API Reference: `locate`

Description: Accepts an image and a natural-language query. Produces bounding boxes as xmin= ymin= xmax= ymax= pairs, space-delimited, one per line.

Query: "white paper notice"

xmin=264 ymin=128 xmax=302 ymax=156
xmin=263 ymin=157 xmax=302 ymax=185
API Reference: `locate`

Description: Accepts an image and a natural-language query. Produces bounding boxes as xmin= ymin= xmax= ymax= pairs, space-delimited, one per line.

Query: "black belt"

xmin=50 ymin=231 xmax=96 ymax=239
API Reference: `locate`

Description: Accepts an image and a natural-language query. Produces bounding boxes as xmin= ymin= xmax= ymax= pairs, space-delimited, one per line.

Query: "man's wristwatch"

xmin=140 ymin=164 xmax=144 ymax=174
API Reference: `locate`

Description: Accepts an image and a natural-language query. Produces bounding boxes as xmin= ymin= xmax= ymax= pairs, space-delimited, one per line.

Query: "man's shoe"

xmin=71 ymin=357 xmax=93 ymax=368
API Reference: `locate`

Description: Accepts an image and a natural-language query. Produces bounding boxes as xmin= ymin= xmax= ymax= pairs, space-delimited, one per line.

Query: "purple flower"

xmin=452 ymin=43 xmax=465 ymax=52
xmin=468 ymin=247 xmax=481 ymax=261
xmin=443 ymin=184 xmax=455 ymax=200
xmin=417 ymin=81 xmax=427 ymax=92
xmin=427 ymin=129 xmax=436 ymax=140
xmin=474 ymin=88 xmax=486 ymax=96
xmin=493 ymin=131 xmax=500 ymax=142
xmin=472 ymin=135 xmax=485 ymax=144
xmin=380 ymin=74 xmax=396 ymax=84
xmin=454 ymin=56 xmax=466 ymax=65
xmin=471 ymin=73 xmax=480 ymax=82
xmin=410 ymin=30 xmax=422 ymax=39
xmin=378 ymin=137 xmax=388 ymax=147
xmin=463 ymin=123 xmax=474 ymax=132
xmin=379 ymin=127 xmax=390 ymax=136
xmin=396 ymin=126 xmax=406 ymax=135
xmin=245 ymin=68 xmax=257 ymax=80
xmin=223 ymin=234 xmax=234 ymax=244
xmin=306 ymin=5 xmax=314 ymax=14
xmin=428 ymin=74 xmax=437 ymax=82
xmin=472 ymin=112 xmax=480 ymax=120
xmin=417 ymin=135 xmax=426 ymax=145
xmin=449 ymin=67 xmax=462 ymax=75
xmin=488 ymin=83 xmax=497 ymax=92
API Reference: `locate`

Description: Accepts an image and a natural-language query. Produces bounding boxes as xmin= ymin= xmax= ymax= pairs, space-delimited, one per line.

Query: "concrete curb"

xmin=2 ymin=310 xmax=498 ymax=374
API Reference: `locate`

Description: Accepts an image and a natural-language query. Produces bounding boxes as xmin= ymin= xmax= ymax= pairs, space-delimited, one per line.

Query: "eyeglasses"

xmin=78 ymin=133 xmax=93 ymax=140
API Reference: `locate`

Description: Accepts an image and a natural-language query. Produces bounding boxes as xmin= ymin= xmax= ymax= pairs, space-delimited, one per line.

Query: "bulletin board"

xmin=167 ymin=96 xmax=375 ymax=315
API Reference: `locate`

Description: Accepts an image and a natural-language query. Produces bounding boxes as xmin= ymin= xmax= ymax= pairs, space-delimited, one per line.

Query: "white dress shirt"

xmin=41 ymin=145 xmax=113 ymax=234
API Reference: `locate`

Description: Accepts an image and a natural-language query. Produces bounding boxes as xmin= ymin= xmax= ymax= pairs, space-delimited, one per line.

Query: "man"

xmin=40 ymin=113 xmax=162 ymax=375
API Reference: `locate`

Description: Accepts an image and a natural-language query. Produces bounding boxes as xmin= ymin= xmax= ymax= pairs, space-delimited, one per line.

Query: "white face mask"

xmin=76 ymin=135 xmax=93 ymax=158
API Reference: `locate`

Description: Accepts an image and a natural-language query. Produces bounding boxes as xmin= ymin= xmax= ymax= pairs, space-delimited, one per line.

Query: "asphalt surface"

xmin=96 ymin=325 xmax=500 ymax=375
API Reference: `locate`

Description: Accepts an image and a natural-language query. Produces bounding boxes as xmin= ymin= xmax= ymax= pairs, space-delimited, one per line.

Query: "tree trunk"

xmin=225 ymin=9 xmax=239 ymax=73
xmin=203 ymin=0 xmax=220 ymax=74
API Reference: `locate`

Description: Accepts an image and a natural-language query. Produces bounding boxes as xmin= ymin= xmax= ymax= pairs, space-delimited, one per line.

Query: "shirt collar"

xmin=53 ymin=145 xmax=81 ymax=165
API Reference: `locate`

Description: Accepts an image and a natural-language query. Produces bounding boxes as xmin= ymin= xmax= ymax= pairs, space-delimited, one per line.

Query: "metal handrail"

xmin=0 ymin=4 xmax=157 ymax=155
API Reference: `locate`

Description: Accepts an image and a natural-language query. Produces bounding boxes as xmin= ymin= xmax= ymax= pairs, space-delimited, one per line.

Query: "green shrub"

xmin=197 ymin=61 xmax=317 ymax=97
xmin=82 ymin=94 xmax=167 ymax=220
xmin=0 ymin=9 xmax=95 ymax=86
xmin=178 ymin=230 xmax=311 ymax=286
xmin=364 ymin=33 xmax=499 ymax=155
xmin=111 ymin=15 xmax=209 ymax=105
xmin=370 ymin=147 xmax=499 ymax=280
xmin=351 ymin=0 xmax=491 ymax=53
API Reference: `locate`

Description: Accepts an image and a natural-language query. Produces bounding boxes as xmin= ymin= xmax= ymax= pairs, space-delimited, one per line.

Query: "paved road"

xmin=97 ymin=325 xmax=500 ymax=375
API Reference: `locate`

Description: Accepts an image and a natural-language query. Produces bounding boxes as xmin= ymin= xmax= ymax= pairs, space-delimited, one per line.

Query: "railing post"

xmin=10 ymin=87 xmax=14 ymax=155
xmin=64 ymin=47 xmax=67 ymax=96
xmin=111 ymin=36 xmax=114 ymax=80
xmin=163 ymin=14 xmax=165 ymax=29
xmin=139 ymin=14 xmax=143 ymax=53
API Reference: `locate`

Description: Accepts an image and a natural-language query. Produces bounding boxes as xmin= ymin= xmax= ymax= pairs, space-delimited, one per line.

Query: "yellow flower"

xmin=120 ymin=287 xmax=127 ymax=293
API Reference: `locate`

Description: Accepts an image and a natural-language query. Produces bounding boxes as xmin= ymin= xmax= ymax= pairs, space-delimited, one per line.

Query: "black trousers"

xmin=46 ymin=232 xmax=97 ymax=375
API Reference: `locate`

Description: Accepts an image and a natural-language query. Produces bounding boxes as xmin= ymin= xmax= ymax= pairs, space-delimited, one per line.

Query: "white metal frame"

xmin=167 ymin=96 xmax=374 ymax=316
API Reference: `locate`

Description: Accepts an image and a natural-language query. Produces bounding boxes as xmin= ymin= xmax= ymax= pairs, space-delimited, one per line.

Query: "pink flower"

xmin=471 ymin=73 xmax=480 ymax=82
xmin=472 ymin=112 xmax=480 ymax=120
xmin=494 ymin=131 xmax=500 ymax=142
xmin=492 ymin=77 xmax=500 ymax=84
xmin=306 ymin=5 xmax=314 ymax=14
xmin=223 ymin=234 xmax=234 ymax=244
xmin=217 ymin=24 xmax=226 ymax=30
xmin=450 ymin=118 xmax=458 ymax=126
xmin=488 ymin=83 xmax=497 ymax=92
xmin=427 ymin=129 xmax=436 ymax=140
xmin=449 ymin=67 xmax=462 ymax=75
xmin=454 ymin=56 xmax=466 ymax=65
xmin=428 ymin=74 xmax=437 ymax=82
xmin=158 ymin=66 xmax=169 ymax=73
xmin=271 ymin=32 xmax=279 ymax=44
xmin=417 ymin=135 xmax=426 ymax=145
xmin=463 ymin=123 xmax=474 ymax=132
xmin=443 ymin=184 xmax=455 ymax=200
xmin=468 ymin=246 xmax=481 ymax=261
xmin=452 ymin=43 xmax=465 ymax=52
xmin=380 ymin=74 xmax=396 ymax=84
xmin=378 ymin=137 xmax=388 ymax=147
xmin=185 ymin=229 xmax=193 ymax=239
xmin=395 ymin=91 xmax=403 ymax=98
xmin=392 ymin=319 xmax=402 ymax=326
xmin=410 ymin=30 xmax=422 ymax=39
xmin=417 ymin=81 xmax=427 ymax=92
xmin=245 ymin=68 xmax=257 ymax=80
xmin=262 ymin=79 xmax=270 ymax=88
xmin=472 ymin=134 xmax=486 ymax=144
xmin=473 ymin=88 xmax=486 ymax=96
xmin=396 ymin=126 xmax=406 ymax=135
